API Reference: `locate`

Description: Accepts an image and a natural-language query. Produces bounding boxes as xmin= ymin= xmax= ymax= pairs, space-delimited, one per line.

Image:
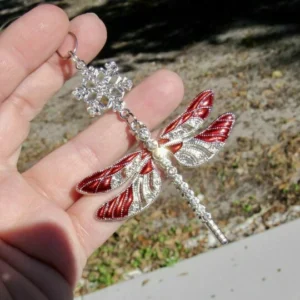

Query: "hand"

xmin=0 ymin=4 xmax=183 ymax=299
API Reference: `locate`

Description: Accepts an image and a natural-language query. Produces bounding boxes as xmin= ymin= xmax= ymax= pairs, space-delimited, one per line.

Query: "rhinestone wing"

xmin=77 ymin=150 xmax=162 ymax=220
xmin=159 ymin=90 xmax=214 ymax=142
xmin=159 ymin=90 xmax=235 ymax=167
xmin=77 ymin=150 xmax=144 ymax=194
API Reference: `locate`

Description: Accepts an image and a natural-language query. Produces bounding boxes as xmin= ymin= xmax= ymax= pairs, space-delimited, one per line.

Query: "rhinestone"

xmin=87 ymin=106 xmax=96 ymax=117
xmin=138 ymin=127 xmax=151 ymax=141
xmin=88 ymin=66 xmax=95 ymax=73
xmin=105 ymin=61 xmax=118 ymax=75
xmin=167 ymin=166 xmax=177 ymax=177
xmin=120 ymin=77 xmax=133 ymax=91
xmin=76 ymin=60 xmax=87 ymax=70
xmin=72 ymin=88 xmax=87 ymax=100
xmin=185 ymin=190 xmax=194 ymax=198
xmin=87 ymin=105 xmax=101 ymax=117
xmin=161 ymin=158 xmax=171 ymax=167
xmin=112 ymin=100 xmax=124 ymax=112
xmin=110 ymin=75 xmax=122 ymax=85
xmin=146 ymin=140 xmax=158 ymax=150
xmin=180 ymin=182 xmax=189 ymax=191
xmin=192 ymin=196 xmax=200 ymax=204
xmin=188 ymin=118 xmax=198 ymax=127
xmin=201 ymin=211 xmax=211 ymax=220
xmin=110 ymin=87 xmax=124 ymax=98
xmin=173 ymin=174 xmax=183 ymax=185
xmin=84 ymin=90 xmax=101 ymax=104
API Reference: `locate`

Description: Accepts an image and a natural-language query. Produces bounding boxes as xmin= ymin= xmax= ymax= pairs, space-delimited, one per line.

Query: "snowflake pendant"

xmin=72 ymin=61 xmax=133 ymax=116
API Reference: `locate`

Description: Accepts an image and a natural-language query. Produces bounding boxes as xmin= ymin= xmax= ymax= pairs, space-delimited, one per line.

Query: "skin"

xmin=0 ymin=4 xmax=184 ymax=299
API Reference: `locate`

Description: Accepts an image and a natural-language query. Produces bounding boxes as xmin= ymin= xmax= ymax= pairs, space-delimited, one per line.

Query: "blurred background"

xmin=1 ymin=0 xmax=299 ymax=296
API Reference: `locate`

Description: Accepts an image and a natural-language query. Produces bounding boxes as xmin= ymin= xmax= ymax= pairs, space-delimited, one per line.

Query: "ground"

xmin=2 ymin=0 xmax=299 ymax=296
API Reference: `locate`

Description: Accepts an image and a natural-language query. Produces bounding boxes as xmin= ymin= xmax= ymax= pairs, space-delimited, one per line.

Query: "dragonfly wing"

xmin=97 ymin=157 xmax=162 ymax=220
xmin=167 ymin=113 xmax=235 ymax=167
xmin=159 ymin=90 xmax=213 ymax=142
xmin=76 ymin=150 xmax=147 ymax=194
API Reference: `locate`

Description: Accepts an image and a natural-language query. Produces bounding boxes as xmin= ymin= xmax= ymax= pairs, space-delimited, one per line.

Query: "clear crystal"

xmin=161 ymin=158 xmax=171 ymax=167
xmin=120 ymin=77 xmax=133 ymax=91
xmin=112 ymin=100 xmax=124 ymax=112
xmin=102 ymin=76 xmax=112 ymax=84
xmin=88 ymin=66 xmax=95 ymax=73
xmin=72 ymin=87 xmax=88 ymax=101
xmin=110 ymin=75 xmax=122 ymax=85
xmin=180 ymin=182 xmax=189 ymax=191
xmin=138 ymin=127 xmax=151 ymax=141
xmin=110 ymin=87 xmax=124 ymax=98
xmin=87 ymin=105 xmax=102 ymax=117
xmin=185 ymin=190 xmax=194 ymax=198
xmin=105 ymin=61 xmax=118 ymax=75
xmin=76 ymin=60 xmax=87 ymax=70
xmin=167 ymin=166 xmax=177 ymax=177
xmin=173 ymin=174 xmax=183 ymax=185
xmin=204 ymin=211 xmax=211 ymax=219
xmin=83 ymin=89 xmax=101 ymax=104
xmin=72 ymin=89 xmax=82 ymax=100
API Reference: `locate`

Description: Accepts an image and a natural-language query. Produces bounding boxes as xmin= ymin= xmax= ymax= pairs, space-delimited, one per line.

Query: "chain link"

xmin=119 ymin=108 xmax=145 ymax=134
xmin=70 ymin=52 xmax=87 ymax=70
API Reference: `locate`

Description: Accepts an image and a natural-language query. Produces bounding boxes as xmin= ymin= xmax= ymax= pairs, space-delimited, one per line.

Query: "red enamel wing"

xmin=76 ymin=90 xmax=235 ymax=221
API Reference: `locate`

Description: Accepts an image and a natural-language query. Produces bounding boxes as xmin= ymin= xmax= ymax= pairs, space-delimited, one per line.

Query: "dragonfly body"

xmin=151 ymin=144 xmax=229 ymax=245
xmin=76 ymin=90 xmax=235 ymax=245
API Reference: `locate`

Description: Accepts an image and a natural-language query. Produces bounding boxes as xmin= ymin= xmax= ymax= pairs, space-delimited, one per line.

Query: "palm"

xmin=0 ymin=5 xmax=183 ymax=299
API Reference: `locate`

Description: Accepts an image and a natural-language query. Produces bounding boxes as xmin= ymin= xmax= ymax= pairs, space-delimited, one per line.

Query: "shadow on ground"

xmin=85 ymin=0 xmax=300 ymax=58
xmin=1 ymin=0 xmax=300 ymax=59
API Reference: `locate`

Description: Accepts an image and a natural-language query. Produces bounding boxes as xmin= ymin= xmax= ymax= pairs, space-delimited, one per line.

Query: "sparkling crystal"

xmin=73 ymin=61 xmax=131 ymax=117
xmin=87 ymin=105 xmax=101 ymax=117
xmin=191 ymin=196 xmax=200 ymax=204
xmin=187 ymin=118 xmax=199 ymax=128
xmin=84 ymin=89 xmax=101 ymax=104
xmin=203 ymin=211 xmax=211 ymax=219
xmin=138 ymin=127 xmax=151 ymax=141
xmin=72 ymin=88 xmax=87 ymax=101
xmin=81 ymin=68 xmax=89 ymax=77
xmin=167 ymin=166 xmax=177 ymax=176
xmin=146 ymin=140 xmax=158 ymax=150
xmin=160 ymin=157 xmax=171 ymax=168
xmin=112 ymin=100 xmax=124 ymax=112
xmin=185 ymin=190 xmax=194 ymax=198
xmin=105 ymin=61 xmax=118 ymax=75
xmin=88 ymin=66 xmax=96 ymax=73
xmin=76 ymin=60 xmax=87 ymax=70
xmin=110 ymin=75 xmax=122 ymax=85
xmin=110 ymin=87 xmax=124 ymax=98
xmin=173 ymin=174 xmax=183 ymax=185
xmin=102 ymin=76 xmax=112 ymax=84
xmin=120 ymin=77 xmax=133 ymax=91
xmin=180 ymin=182 xmax=189 ymax=191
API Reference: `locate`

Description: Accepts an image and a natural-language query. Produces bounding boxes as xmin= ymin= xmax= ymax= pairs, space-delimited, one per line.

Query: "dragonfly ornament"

xmin=76 ymin=88 xmax=235 ymax=245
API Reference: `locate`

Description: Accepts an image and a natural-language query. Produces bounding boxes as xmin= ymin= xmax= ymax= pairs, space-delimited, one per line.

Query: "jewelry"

xmin=57 ymin=33 xmax=132 ymax=116
xmin=58 ymin=33 xmax=235 ymax=245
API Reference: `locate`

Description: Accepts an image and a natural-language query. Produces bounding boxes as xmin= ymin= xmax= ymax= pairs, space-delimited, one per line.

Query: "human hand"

xmin=0 ymin=4 xmax=183 ymax=299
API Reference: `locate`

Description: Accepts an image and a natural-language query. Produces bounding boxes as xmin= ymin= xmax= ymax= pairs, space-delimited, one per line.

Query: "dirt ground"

xmin=3 ymin=0 xmax=299 ymax=296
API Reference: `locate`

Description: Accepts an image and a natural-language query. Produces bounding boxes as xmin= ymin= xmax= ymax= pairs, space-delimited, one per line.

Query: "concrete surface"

xmin=75 ymin=219 xmax=300 ymax=300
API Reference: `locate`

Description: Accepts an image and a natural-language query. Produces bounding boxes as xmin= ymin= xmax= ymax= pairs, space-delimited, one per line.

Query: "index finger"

xmin=0 ymin=4 xmax=69 ymax=103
